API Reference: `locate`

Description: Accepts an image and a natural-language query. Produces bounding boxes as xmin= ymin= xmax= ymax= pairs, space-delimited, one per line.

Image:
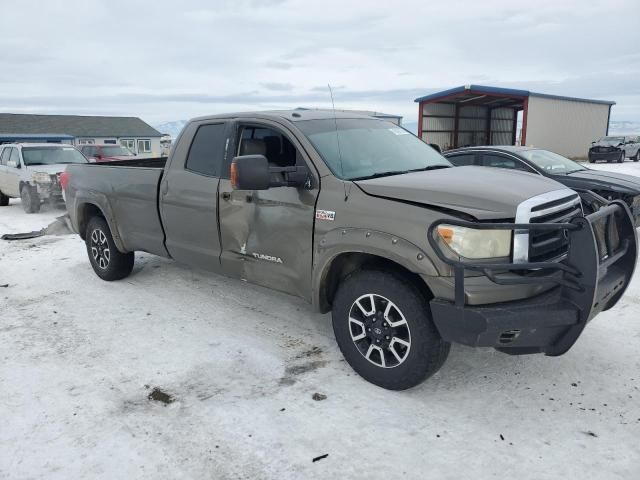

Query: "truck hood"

xmin=565 ymin=169 xmax=640 ymax=194
xmin=354 ymin=166 xmax=568 ymax=219
xmin=591 ymin=139 xmax=623 ymax=148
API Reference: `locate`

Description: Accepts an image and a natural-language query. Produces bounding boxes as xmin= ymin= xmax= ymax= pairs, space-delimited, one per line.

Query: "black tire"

xmin=332 ymin=269 xmax=450 ymax=390
xmin=20 ymin=185 xmax=40 ymax=213
xmin=0 ymin=191 xmax=9 ymax=206
xmin=634 ymin=151 xmax=639 ymax=162
xmin=588 ymin=156 xmax=595 ymax=164
xmin=618 ymin=151 xmax=624 ymax=163
xmin=85 ymin=216 xmax=134 ymax=281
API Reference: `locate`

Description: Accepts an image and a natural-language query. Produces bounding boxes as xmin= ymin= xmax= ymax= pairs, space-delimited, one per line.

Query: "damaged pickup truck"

xmin=63 ymin=111 xmax=638 ymax=390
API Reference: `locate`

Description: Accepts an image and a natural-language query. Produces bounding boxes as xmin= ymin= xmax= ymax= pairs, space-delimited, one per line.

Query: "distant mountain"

xmin=153 ymin=120 xmax=188 ymax=139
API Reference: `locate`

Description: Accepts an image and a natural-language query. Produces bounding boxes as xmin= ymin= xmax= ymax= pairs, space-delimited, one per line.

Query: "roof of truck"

xmin=190 ymin=109 xmax=381 ymax=123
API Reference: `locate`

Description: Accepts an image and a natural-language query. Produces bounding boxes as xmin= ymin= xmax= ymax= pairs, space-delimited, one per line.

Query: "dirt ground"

xmin=1 ymin=163 xmax=640 ymax=479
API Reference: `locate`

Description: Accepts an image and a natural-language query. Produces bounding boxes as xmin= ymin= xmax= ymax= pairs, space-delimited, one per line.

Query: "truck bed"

xmin=65 ymin=159 xmax=169 ymax=257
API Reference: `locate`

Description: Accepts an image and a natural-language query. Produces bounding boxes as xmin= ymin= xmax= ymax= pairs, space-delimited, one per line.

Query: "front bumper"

xmin=428 ymin=201 xmax=637 ymax=355
xmin=34 ymin=180 xmax=63 ymax=202
xmin=589 ymin=149 xmax=622 ymax=161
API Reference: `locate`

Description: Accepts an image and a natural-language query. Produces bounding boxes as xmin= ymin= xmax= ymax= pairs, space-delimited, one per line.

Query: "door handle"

xmin=222 ymin=192 xmax=231 ymax=201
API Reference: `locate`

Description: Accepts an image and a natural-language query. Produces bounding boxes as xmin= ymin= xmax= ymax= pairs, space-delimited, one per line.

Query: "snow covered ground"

xmin=1 ymin=163 xmax=640 ymax=479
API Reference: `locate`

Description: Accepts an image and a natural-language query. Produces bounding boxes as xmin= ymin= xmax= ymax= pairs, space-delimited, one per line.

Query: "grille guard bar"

xmin=428 ymin=200 xmax=637 ymax=355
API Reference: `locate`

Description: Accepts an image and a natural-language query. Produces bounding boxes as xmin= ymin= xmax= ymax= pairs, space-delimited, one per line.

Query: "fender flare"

xmin=73 ymin=190 xmax=128 ymax=253
xmin=312 ymin=227 xmax=439 ymax=310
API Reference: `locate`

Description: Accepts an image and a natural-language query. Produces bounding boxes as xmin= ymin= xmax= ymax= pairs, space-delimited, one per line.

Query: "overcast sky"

xmin=1 ymin=0 xmax=638 ymax=125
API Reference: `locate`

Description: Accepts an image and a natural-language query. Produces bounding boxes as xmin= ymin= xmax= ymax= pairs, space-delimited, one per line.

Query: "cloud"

xmin=0 ymin=0 xmax=638 ymax=124
xmin=260 ymin=82 xmax=295 ymax=91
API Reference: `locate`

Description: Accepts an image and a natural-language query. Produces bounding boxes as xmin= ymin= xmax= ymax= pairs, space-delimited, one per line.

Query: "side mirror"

xmin=231 ymin=155 xmax=311 ymax=190
xmin=7 ymin=160 xmax=19 ymax=169
xmin=231 ymin=155 xmax=271 ymax=190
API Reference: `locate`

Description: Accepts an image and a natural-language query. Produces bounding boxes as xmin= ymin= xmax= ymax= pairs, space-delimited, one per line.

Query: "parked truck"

xmin=0 ymin=143 xmax=88 ymax=212
xmin=63 ymin=111 xmax=638 ymax=390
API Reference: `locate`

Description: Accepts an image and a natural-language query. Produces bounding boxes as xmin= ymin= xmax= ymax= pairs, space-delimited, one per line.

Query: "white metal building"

xmin=0 ymin=113 xmax=162 ymax=157
xmin=414 ymin=85 xmax=615 ymax=159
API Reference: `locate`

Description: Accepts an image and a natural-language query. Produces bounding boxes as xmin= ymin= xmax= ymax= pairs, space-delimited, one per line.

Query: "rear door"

xmin=159 ymin=121 xmax=229 ymax=272
xmin=4 ymin=148 xmax=22 ymax=196
xmin=218 ymin=120 xmax=319 ymax=300
xmin=0 ymin=147 xmax=7 ymax=192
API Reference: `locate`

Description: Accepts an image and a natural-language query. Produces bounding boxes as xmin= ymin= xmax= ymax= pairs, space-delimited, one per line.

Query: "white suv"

xmin=0 ymin=143 xmax=88 ymax=213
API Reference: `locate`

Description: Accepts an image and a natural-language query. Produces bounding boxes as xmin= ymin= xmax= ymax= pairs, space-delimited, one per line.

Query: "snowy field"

xmin=1 ymin=162 xmax=640 ymax=479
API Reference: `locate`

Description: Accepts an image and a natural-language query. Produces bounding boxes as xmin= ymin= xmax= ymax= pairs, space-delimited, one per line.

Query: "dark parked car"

xmin=444 ymin=146 xmax=640 ymax=226
xmin=588 ymin=135 xmax=640 ymax=163
xmin=79 ymin=144 xmax=136 ymax=162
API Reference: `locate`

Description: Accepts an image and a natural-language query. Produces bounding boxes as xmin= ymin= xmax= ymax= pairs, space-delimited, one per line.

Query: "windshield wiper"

xmin=350 ymin=170 xmax=410 ymax=181
xmin=406 ymin=165 xmax=451 ymax=173
xmin=350 ymin=164 xmax=452 ymax=181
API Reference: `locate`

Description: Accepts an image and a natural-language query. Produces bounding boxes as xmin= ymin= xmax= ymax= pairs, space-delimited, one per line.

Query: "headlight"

xmin=32 ymin=172 xmax=52 ymax=183
xmin=436 ymin=225 xmax=512 ymax=259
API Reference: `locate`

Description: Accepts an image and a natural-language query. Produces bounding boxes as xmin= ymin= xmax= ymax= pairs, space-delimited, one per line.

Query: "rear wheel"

xmin=634 ymin=150 xmax=639 ymax=162
xmin=85 ymin=216 xmax=134 ymax=281
xmin=332 ymin=270 xmax=450 ymax=390
xmin=0 ymin=191 xmax=9 ymax=206
xmin=20 ymin=185 xmax=40 ymax=213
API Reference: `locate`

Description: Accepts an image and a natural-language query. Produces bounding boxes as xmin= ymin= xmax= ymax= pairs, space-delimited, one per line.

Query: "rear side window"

xmin=482 ymin=153 xmax=530 ymax=172
xmin=10 ymin=148 xmax=20 ymax=165
xmin=447 ymin=153 xmax=477 ymax=166
xmin=0 ymin=148 xmax=9 ymax=165
xmin=185 ymin=123 xmax=227 ymax=177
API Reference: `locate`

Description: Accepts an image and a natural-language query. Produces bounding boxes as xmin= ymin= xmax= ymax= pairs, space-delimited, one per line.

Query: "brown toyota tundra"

xmin=63 ymin=110 xmax=638 ymax=390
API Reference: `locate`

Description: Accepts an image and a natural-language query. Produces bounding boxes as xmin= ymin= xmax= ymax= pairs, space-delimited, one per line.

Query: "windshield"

xmin=599 ymin=136 xmax=624 ymax=144
xmin=22 ymin=146 xmax=88 ymax=166
xmin=101 ymin=146 xmax=134 ymax=156
xmin=520 ymin=149 xmax=586 ymax=174
xmin=297 ymin=118 xmax=451 ymax=180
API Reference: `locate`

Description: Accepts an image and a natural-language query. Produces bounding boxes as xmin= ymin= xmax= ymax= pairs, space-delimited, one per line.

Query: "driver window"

xmin=238 ymin=126 xmax=299 ymax=168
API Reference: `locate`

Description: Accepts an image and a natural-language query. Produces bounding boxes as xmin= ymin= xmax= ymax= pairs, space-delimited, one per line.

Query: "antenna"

xmin=328 ymin=84 xmax=349 ymax=201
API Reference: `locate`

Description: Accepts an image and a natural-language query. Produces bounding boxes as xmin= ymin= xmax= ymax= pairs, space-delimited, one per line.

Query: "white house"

xmin=0 ymin=113 xmax=162 ymax=157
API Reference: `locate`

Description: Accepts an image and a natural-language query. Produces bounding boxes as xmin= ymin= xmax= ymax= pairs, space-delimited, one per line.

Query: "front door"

xmin=159 ymin=121 xmax=228 ymax=272
xmin=218 ymin=121 xmax=319 ymax=300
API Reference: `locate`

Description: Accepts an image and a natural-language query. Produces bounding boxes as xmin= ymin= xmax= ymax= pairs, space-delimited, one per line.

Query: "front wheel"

xmin=618 ymin=151 xmax=625 ymax=163
xmin=20 ymin=185 xmax=40 ymax=213
xmin=332 ymin=270 xmax=450 ymax=390
xmin=0 ymin=191 xmax=9 ymax=207
xmin=85 ymin=216 xmax=134 ymax=281
xmin=634 ymin=151 xmax=639 ymax=162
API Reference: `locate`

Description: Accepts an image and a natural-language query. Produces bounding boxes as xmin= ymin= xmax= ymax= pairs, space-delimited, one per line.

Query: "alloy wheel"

xmin=348 ymin=293 xmax=411 ymax=368
xmin=90 ymin=228 xmax=111 ymax=269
